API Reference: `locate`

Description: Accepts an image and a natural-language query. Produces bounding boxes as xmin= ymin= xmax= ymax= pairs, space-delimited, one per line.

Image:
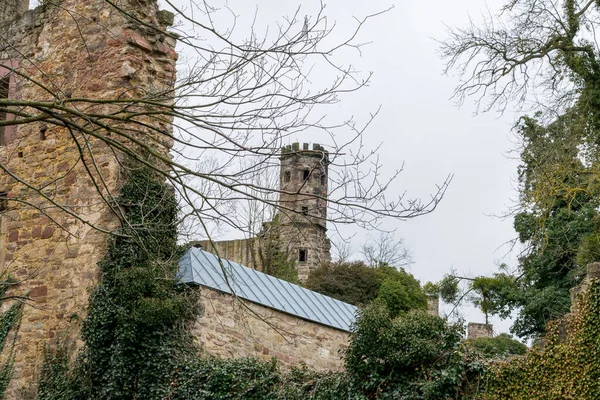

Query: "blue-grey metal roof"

xmin=178 ymin=247 xmax=357 ymax=332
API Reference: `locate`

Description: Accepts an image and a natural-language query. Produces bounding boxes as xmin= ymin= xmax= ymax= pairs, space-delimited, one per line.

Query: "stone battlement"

xmin=281 ymin=142 xmax=329 ymax=162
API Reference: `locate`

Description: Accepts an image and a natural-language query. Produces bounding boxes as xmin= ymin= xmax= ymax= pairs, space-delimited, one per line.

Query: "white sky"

xmin=28 ymin=0 xmax=522 ymax=335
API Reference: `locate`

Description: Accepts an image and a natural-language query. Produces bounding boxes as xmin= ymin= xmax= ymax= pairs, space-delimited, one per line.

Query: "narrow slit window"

xmin=321 ymin=175 xmax=326 ymax=187
xmin=0 ymin=192 xmax=7 ymax=212
xmin=301 ymin=206 xmax=308 ymax=215
xmin=302 ymin=169 xmax=310 ymax=180
xmin=283 ymin=171 xmax=291 ymax=183
xmin=0 ymin=76 xmax=9 ymax=146
xmin=298 ymin=249 xmax=307 ymax=262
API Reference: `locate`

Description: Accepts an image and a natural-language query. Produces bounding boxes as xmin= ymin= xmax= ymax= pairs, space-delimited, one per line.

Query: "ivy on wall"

xmin=0 ymin=279 xmax=23 ymax=398
xmin=38 ymin=165 xmax=200 ymax=400
xmin=482 ymin=279 xmax=600 ymax=399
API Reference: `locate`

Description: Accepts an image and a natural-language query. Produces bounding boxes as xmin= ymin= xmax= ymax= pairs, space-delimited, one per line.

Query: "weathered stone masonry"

xmin=193 ymin=287 xmax=349 ymax=371
xmin=0 ymin=0 xmax=177 ymax=396
xmin=199 ymin=143 xmax=332 ymax=282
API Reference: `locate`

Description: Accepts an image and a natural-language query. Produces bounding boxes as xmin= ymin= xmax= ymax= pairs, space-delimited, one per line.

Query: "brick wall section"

xmin=0 ymin=1 xmax=177 ymax=396
xmin=192 ymin=287 xmax=350 ymax=371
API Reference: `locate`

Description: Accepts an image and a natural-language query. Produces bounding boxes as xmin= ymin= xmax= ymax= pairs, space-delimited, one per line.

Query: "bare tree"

xmin=330 ymin=233 xmax=354 ymax=263
xmin=361 ymin=232 xmax=413 ymax=269
xmin=440 ymin=0 xmax=600 ymax=117
xmin=0 ymin=0 xmax=451 ymax=250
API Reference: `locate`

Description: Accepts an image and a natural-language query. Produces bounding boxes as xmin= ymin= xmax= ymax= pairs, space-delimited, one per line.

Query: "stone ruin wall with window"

xmin=196 ymin=142 xmax=332 ymax=282
xmin=0 ymin=0 xmax=177 ymax=396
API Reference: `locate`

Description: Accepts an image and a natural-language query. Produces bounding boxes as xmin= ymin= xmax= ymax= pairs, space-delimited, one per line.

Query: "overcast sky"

xmin=29 ymin=0 xmax=522 ymax=334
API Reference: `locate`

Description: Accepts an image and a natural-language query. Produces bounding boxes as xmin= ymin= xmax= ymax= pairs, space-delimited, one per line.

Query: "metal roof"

xmin=178 ymin=247 xmax=357 ymax=332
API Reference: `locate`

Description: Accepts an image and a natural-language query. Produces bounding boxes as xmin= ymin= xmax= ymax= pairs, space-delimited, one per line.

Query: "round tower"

xmin=279 ymin=142 xmax=331 ymax=281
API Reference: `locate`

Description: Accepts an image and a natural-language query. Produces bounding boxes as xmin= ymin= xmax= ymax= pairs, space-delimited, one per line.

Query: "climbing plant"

xmin=38 ymin=165 xmax=200 ymax=400
xmin=0 ymin=277 xmax=23 ymax=398
xmin=482 ymin=278 xmax=600 ymax=399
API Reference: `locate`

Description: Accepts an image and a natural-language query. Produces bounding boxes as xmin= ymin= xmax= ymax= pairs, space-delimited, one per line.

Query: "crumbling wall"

xmin=193 ymin=287 xmax=349 ymax=371
xmin=193 ymin=238 xmax=261 ymax=270
xmin=0 ymin=0 xmax=177 ymax=396
xmin=467 ymin=322 xmax=493 ymax=339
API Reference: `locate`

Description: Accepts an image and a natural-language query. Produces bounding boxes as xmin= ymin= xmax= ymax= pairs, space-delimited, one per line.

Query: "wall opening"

xmin=301 ymin=206 xmax=308 ymax=215
xmin=298 ymin=249 xmax=307 ymax=262
xmin=321 ymin=174 xmax=326 ymax=187
xmin=0 ymin=192 xmax=7 ymax=212
xmin=0 ymin=75 xmax=9 ymax=146
xmin=302 ymin=169 xmax=309 ymax=180
xmin=283 ymin=170 xmax=291 ymax=183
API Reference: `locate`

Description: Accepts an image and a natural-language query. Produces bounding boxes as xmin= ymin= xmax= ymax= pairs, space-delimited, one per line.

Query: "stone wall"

xmin=0 ymin=0 xmax=28 ymax=26
xmin=193 ymin=238 xmax=260 ymax=270
xmin=0 ymin=1 xmax=177 ymax=396
xmin=193 ymin=287 xmax=349 ymax=371
xmin=467 ymin=322 xmax=494 ymax=339
xmin=427 ymin=296 xmax=439 ymax=316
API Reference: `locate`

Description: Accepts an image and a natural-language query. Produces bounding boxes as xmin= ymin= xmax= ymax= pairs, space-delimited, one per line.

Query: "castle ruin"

xmin=0 ymin=0 xmax=177 ymax=396
xmin=196 ymin=142 xmax=332 ymax=282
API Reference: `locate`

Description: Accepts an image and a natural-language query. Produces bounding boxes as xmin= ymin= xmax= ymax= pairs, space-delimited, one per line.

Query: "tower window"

xmin=302 ymin=169 xmax=310 ymax=180
xmin=301 ymin=206 xmax=308 ymax=215
xmin=321 ymin=175 xmax=326 ymax=187
xmin=0 ymin=76 xmax=9 ymax=146
xmin=298 ymin=249 xmax=307 ymax=262
xmin=283 ymin=170 xmax=291 ymax=183
xmin=0 ymin=192 xmax=7 ymax=212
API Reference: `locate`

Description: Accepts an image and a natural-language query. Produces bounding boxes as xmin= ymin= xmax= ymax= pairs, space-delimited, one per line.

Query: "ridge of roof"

xmin=178 ymin=247 xmax=357 ymax=332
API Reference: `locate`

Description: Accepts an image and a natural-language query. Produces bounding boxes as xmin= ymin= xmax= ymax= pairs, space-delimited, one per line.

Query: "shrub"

xmin=467 ymin=333 xmax=527 ymax=358
xmin=306 ymin=262 xmax=427 ymax=316
xmin=346 ymin=303 xmax=485 ymax=399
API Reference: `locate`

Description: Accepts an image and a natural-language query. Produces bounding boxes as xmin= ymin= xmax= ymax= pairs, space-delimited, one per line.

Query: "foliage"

xmin=483 ymin=279 xmax=600 ymax=399
xmin=442 ymin=0 xmax=600 ymax=340
xmin=38 ymin=165 xmax=200 ymax=400
xmin=467 ymin=334 xmax=527 ymax=359
xmin=0 ymin=278 xmax=23 ymax=398
xmin=306 ymin=261 xmax=427 ymax=317
xmin=376 ymin=266 xmax=427 ymax=318
xmin=437 ymin=112 xmax=600 ymax=338
xmin=305 ymin=261 xmax=381 ymax=306
xmin=437 ymin=272 xmax=517 ymax=323
xmin=258 ymin=215 xmax=299 ymax=283
xmin=507 ymin=114 xmax=600 ymax=338
xmin=171 ymin=357 xmax=281 ymax=399
xmin=345 ymin=303 xmax=486 ymax=399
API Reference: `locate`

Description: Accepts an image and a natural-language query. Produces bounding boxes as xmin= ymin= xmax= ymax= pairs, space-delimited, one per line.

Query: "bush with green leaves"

xmin=467 ymin=333 xmax=527 ymax=358
xmin=306 ymin=261 xmax=427 ymax=317
xmin=345 ymin=302 xmax=486 ymax=399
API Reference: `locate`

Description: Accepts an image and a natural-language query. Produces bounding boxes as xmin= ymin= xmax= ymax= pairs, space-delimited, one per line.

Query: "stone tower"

xmin=0 ymin=0 xmax=177 ymax=396
xmin=279 ymin=143 xmax=331 ymax=281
